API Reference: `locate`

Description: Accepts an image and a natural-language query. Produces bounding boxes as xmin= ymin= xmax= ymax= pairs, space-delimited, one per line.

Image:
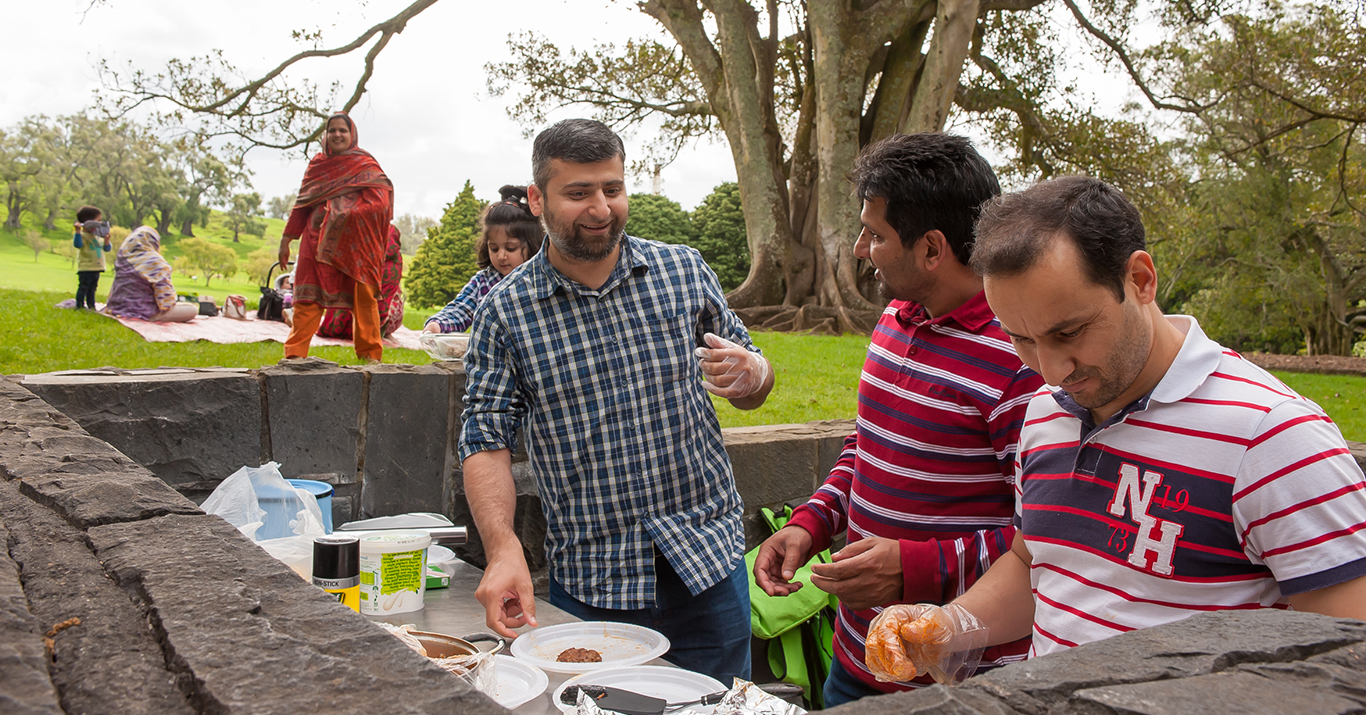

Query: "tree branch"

xmin=1059 ymin=0 xmax=1203 ymax=114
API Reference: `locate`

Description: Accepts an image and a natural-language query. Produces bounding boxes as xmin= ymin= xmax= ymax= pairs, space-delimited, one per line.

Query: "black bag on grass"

xmin=258 ymin=264 xmax=286 ymax=322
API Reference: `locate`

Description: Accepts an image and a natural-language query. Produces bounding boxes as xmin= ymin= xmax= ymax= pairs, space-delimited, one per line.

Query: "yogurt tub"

xmin=359 ymin=531 xmax=431 ymax=615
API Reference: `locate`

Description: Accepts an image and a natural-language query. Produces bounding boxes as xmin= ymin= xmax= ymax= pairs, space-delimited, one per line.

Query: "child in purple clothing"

xmin=424 ymin=185 xmax=542 ymax=333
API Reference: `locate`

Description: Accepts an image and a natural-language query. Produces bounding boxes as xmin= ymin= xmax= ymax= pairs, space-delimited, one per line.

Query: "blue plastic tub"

xmin=286 ymin=479 xmax=334 ymax=534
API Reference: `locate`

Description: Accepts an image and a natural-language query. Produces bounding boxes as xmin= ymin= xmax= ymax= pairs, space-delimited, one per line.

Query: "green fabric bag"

xmin=746 ymin=505 xmax=838 ymax=709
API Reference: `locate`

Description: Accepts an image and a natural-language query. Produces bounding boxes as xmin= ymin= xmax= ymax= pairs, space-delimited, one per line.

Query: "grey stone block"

xmin=260 ymin=359 xmax=364 ymax=481
xmin=826 ymin=686 xmax=1019 ymax=715
xmin=88 ymin=513 xmax=504 ymax=715
xmin=1075 ymin=670 xmax=1361 ymax=714
xmin=0 ymin=387 xmax=200 ymax=529
xmin=22 ymin=371 xmax=263 ymax=487
xmin=0 ymin=521 xmax=63 ymax=715
xmin=0 ymin=481 xmax=191 ymax=715
xmin=955 ymin=609 xmax=1366 ymax=713
xmin=723 ymin=420 xmax=855 ymax=505
xmin=16 ymin=470 xmax=202 ymax=529
xmin=360 ymin=364 xmax=453 ymax=518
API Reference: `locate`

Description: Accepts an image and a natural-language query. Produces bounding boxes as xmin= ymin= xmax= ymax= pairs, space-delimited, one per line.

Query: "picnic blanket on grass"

xmin=57 ymin=299 xmax=422 ymax=350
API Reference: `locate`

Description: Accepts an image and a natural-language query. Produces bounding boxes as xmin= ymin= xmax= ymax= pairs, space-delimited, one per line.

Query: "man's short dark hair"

xmin=971 ymin=176 xmax=1145 ymax=302
xmin=849 ymin=132 xmax=1000 ymax=265
xmin=76 ymin=205 xmax=101 ymax=223
xmin=531 ymin=119 xmax=626 ymax=189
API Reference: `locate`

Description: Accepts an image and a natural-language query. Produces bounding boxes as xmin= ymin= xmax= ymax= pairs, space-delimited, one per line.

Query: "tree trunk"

xmin=645 ymin=0 xmax=795 ymax=309
xmin=180 ymin=216 xmax=196 ymax=237
xmin=809 ymin=3 xmax=884 ymax=313
xmin=43 ymin=207 xmax=58 ymax=232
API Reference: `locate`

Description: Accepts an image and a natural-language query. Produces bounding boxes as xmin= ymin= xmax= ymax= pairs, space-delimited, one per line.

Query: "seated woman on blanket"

xmin=423 ymin=185 xmax=541 ymax=333
xmin=103 ymin=226 xmax=197 ymax=323
xmin=317 ymin=225 xmax=405 ymax=340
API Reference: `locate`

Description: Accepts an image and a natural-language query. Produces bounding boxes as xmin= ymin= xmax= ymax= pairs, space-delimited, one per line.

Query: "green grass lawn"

xmin=1271 ymin=371 xmax=1366 ymax=443
xmin=0 ymin=288 xmax=868 ymax=428
xmin=2 ymin=282 xmax=1361 ymax=438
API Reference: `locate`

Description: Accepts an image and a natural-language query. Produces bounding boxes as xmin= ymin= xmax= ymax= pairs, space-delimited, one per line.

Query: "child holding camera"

xmin=72 ymin=205 xmax=113 ymax=309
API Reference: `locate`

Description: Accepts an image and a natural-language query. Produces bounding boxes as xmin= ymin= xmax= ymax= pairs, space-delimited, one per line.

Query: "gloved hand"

xmin=865 ymin=603 xmax=988 ymax=685
xmin=694 ymin=332 xmax=770 ymax=399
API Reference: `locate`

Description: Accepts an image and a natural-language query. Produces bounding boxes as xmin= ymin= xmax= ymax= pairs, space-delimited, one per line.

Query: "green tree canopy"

xmin=225 ymin=192 xmax=265 ymax=242
xmin=178 ymin=237 xmax=238 ymax=288
xmin=626 ymin=193 xmax=694 ymax=246
xmin=405 ymin=181 xmax=484 ymax=309
xmin=688 ymin=183 xmax=749 ymax=292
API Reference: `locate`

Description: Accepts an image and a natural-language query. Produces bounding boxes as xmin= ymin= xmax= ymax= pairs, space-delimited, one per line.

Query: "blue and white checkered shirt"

xmin=459 ymin=235 xmax=755 ymax=609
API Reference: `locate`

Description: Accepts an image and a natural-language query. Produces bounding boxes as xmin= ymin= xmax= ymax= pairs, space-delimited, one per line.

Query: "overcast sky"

xmin=0 ymin=0 xmax=1141 ymax=219
xmin=0 ymin=0 xmax=745 ymax=218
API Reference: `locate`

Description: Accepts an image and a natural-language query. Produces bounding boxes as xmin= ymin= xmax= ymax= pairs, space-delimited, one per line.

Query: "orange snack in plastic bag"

xmin=865 ymin=604 xmax=955 ymax=682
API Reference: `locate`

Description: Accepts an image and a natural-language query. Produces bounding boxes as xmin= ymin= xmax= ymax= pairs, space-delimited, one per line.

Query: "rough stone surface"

xmin=0 ymin=480 xmax=191 ymax=715
xmin=260 ymin=358 xmax=364 ymax=481
xmin=88 ymin=513 xmax=505 ymax=715
xmin=1074 ymin=670 xmax=1361 ymax=714
xmin=859 ymin=610 xmax=1366 ymax=714
xmin=360 ymin=364 xmax=453 ymax=518
xmin=0 ymin=521 xmax=63 ymax=715
xmin=22 ymin=371 xmax=263 ymax=489
xmin=0 ymin=385 xmax=201 ymax=529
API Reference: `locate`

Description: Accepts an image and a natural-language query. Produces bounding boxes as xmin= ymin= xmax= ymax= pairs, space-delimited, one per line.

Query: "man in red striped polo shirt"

xmin=890 ymin=176 xmax=1366 ymax=672
xmin=753 ymin=133 xmax=1040 ymax=706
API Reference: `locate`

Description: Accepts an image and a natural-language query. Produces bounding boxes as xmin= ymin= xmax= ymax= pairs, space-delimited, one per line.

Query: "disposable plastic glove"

xmin=865 ymin=602 xmax=988 ymax=685
xmin=695 ymin=332 xmax=770 ymax=399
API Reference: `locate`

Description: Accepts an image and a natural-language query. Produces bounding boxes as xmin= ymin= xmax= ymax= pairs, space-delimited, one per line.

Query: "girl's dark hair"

xmin=476 ymin=185 xmax=542 ymax=268
xmin=76 ymin=205 xmax=102 ymax=223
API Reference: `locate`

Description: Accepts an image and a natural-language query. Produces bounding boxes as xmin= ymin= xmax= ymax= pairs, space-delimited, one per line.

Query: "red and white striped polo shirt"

xmin=789 ymin=292 xmax=1040 ymax=692
xmin=1016 ymin=315 xmax=1366 ymax=657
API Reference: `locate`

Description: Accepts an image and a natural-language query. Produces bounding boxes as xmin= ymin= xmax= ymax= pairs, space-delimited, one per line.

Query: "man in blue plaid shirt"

xmin=459 ymin=119 xmax=774 ymax=682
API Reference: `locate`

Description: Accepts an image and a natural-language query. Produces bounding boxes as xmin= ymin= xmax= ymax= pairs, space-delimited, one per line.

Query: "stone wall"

xmin=18 ymin=361 xmax=855 ymax=572
xmin=0 ymin=380 xmax=501 ymax=715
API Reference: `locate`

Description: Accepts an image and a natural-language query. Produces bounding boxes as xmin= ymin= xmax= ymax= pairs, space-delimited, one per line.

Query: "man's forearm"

xmin=952 ymin=533 xmax=1036 ymax=646
xmin=463 ymin=449 xmax=521 ymax=557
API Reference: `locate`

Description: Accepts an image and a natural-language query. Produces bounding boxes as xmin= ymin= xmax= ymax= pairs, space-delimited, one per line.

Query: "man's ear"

xmin=1127 ymin=250 xmax=1159 ymax=305
xmin=527 ymin=184 xmax=545 ymax=217
xmin=920 ymin=230 xmax=948 ymax=269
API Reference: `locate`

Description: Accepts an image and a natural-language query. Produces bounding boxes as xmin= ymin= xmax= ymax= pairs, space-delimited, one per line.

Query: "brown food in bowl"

xmin=557 ymin=647 xmax=603 ymax=663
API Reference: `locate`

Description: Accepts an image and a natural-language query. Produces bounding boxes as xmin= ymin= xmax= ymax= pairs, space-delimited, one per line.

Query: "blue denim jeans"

xmin=548 ymin=551 xmax=752 ymax=684
xmin=822 ymin=655 xmax=885 ymax=708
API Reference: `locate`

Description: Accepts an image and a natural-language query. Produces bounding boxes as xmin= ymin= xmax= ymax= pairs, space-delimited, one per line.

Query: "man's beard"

xmin=1065 ymin=304 xmax=1151 ymax=410
xmin=543 ymin=208 xmax=625 ymax=263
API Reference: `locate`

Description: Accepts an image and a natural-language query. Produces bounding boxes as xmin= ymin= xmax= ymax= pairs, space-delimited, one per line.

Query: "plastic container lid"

xmin=359 ymin=531 xmax=432 ymax=554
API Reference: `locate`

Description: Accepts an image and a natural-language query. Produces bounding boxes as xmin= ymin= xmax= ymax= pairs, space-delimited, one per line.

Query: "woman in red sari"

xmin=317 ymin=225 xmax=405 ymax=340
xmin=278 ymin=112 xmax=394 ymax=362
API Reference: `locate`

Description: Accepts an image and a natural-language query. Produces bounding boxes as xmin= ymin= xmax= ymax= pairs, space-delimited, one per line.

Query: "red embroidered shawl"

xmin=294 ymin=113 xmax=393 ymax=289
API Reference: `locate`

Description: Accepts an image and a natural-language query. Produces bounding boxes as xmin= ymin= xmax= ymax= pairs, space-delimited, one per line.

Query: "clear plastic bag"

xmin=202 ymin=462 xmax=326 ymax=579
xmin=865 ymin=603 xmax=989 ymax=685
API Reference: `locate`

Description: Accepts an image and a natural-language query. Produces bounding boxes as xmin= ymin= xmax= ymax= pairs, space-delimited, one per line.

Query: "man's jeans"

xmin=548 ymin=551 xmax=752 ymax=684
